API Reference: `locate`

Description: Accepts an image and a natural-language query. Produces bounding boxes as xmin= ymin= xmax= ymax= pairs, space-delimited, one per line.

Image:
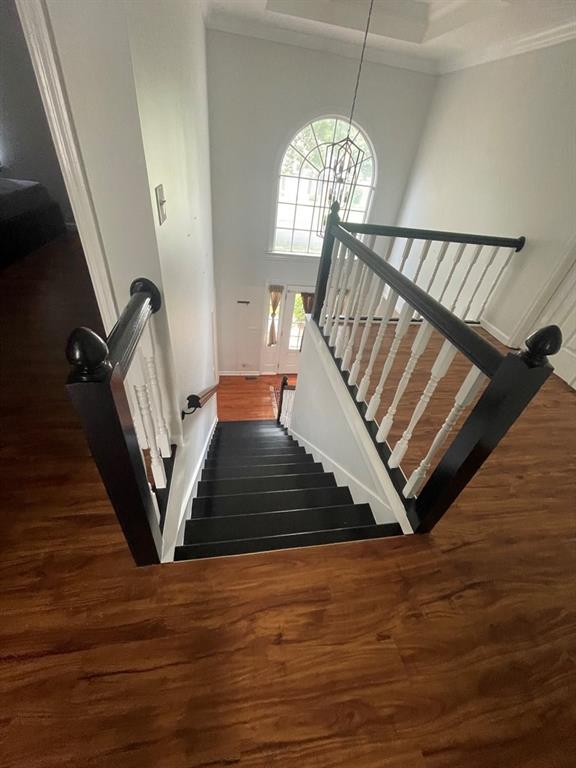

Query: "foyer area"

xmin=1 ymin=236 xmax=575 ymax=767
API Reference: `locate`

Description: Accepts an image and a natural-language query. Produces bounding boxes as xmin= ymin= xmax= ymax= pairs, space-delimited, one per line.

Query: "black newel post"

xmin=312 ymin=201 xmax=340 ymax=325
xmin=65 ymin=279 xmax=165 ymax=566
xmin=412 ymin=325 xmax=562 ymax=533
xmin=277 ymin=375 xmax=288 ymax=424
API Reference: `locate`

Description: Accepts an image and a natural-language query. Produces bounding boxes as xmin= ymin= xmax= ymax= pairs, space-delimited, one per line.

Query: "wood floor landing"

xmin=1 ymin=237 xmax=575 ymax=767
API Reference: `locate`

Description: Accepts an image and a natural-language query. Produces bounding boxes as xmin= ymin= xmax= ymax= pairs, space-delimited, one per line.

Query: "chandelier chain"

xmin=347 ymin=0 xmax=375 ymax=137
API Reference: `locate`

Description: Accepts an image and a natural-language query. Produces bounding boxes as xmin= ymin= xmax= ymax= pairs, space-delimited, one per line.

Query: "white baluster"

xmin=135 ymin=383 xmax=167 ymax=489
xmin=321 ymin=241 xmax=344 ymax=330
xmin=348 ymin=273 xmax=383 ymax=383
xmin=476 ymin=247 xmax=514 ymax=321
xmin=376 ymin=320 xmax=435 ymax=443
xmin=365 ymin=300 xmax=413 ymax=422
xmin=143 ymin=354 xmax=171 ymax=457
xmin=357 ymin=238 xmax=413 ymax=406
xmin=461 ymin=245 xmax=500 ymax=320
xmin=448 ymin=244 xmax=482 ymax=315
xmin=322 ymin=243 xmax=346 ymax=336
xmin=341 ymin=266 xmax=371 ymax=369
xmin=335 ymin=259 xmax=365 ymax=358
xmin=388 ymin=338 xmax=458 ymax=467
xmin=329 ymin=250 xmax=355 ymax=347
xmin=403 ymin=366 xmax=487 ymax=498
xmin=351 ymin=238 xmax=431 ymax=391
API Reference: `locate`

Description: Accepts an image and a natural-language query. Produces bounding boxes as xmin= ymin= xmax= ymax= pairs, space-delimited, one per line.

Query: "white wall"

xmin=397 ymin=40 xmax=576 ymax=345
xmin=291 ymin=322 xmax=411 ymax=532
xmin=207 ymin=30 xmax=436 ymax=373
xmin=44 ymin=0 xmax=218 ymax=440
xmin=0 ymin=0 xmax=72 ymax=221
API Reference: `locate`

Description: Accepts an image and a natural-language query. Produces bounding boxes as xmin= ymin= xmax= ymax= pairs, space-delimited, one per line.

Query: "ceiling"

xmin=202 ymin=0 xmax=576 ymax=74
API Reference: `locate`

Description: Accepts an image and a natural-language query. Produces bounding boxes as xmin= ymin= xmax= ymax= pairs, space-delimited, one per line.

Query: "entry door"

xmin=277 ymin=289 xmax=314 ymax=374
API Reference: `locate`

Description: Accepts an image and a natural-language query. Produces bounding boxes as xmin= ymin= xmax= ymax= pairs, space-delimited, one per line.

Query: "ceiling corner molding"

xmin=441 ymin=19 xmax=576 ymax=74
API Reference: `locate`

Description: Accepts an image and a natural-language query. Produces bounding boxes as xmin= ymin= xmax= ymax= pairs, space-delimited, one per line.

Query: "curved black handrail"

xmin=340 ymin=221 xmax=525 ymax=252
xmin=66 ymin=277 xmax=161 ymax=383
xmin=332 ymin=224 xmax=504 ymax=377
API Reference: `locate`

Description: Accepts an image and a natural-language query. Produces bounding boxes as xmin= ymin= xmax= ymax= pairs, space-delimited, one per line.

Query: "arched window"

xmin=273 ymin=116 xmax=376 ymax=255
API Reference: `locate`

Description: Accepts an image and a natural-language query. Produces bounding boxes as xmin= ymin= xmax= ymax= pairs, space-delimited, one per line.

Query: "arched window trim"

xmin=271 ymin=115 xmax=377 ymax=257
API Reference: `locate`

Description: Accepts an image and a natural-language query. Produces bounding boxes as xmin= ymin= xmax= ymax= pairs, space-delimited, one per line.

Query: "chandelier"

xmin=317 ymin=0 xmax=375 ymax=234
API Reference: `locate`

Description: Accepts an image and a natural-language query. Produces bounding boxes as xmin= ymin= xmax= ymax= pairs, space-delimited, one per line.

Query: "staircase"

xmin=174 ymin=420 xmax=402 ymax=561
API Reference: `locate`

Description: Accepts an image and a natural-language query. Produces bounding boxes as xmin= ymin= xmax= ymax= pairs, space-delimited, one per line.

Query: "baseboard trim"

xmin=161 ymin=415 xmax=217 ymax=562
xmin=480 ymin=318 xmax=514 ymax=347
xmin=219 ymin=371 xmax=261 ymax=377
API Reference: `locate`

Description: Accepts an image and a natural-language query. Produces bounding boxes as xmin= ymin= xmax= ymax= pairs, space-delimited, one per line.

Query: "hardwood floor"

xmin=217 ymin=373 xmax=296 ymax=421
xmin=1 ymin=238 xmax=575 ymax=767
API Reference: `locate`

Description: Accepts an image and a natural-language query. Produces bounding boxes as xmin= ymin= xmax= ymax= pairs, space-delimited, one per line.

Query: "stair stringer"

xmin=290 ymin=321 xmax=413 ymax=533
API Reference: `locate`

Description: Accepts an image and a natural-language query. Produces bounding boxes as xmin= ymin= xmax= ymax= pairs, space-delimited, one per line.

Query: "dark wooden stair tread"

xmin=174 ymin=420 xmax=403 ymax=561
xmin=175 ymin=522 xmax=403 ymax=560
xmin=185 ymin=504 xmax=376 ymax=543
xmin=198 ymin=472 xmax=337 ymax=497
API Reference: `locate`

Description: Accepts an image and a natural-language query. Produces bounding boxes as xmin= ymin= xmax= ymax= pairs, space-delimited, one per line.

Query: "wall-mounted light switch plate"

xmin=155 ymin=184 xmax=167 ymax=225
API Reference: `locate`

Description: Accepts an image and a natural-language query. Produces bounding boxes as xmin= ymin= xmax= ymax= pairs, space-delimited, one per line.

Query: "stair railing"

xmin=312 ymin=203 xmax=562 ymax=532
xmin=277 ymin=375 xmax=296 ymax=428
xmin=65 ymin=278 xmax=165 ymax=565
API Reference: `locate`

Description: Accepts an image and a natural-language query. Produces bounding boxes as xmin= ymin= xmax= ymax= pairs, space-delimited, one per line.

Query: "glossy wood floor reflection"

xmin=1 ymin=239 xmax=575 ymax=767
xmin=217 ymin=373 xmax=296 ymax=421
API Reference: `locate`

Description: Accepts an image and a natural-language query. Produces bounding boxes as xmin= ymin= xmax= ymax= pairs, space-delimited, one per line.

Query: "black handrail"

xmin=65 ymin=277 xmax=163 ymax=566
xmin=331 ymin=224 xmax=504 ymax=377
xmin=340 ymin=221 xmax=525 ymax=252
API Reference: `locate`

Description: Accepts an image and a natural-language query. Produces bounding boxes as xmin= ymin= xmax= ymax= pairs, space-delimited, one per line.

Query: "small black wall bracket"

xmin=181 ymin=394 xmax=202 ymax=421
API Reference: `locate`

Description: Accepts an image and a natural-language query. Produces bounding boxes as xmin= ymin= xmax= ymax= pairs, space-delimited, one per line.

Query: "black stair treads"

xmin=204 ymin=453 xmax=315 ymax=467
xmin=207 ymin=444 xmax=304 ymax=457
xmin=185 ymin=503 xmax=375 ymax=544
xmin=201 ymin=462 xmax=325 ymax=480
xmin=175 ymin=522 xmax=403 ymax=560
xmin=214 ymin=424 xmax=285 ymax=434
xmin=198 ymin=472 xmax=337 ymax=497
xmin=210 ymin=437 xmax=296 ymax=450
xmin=191 ymin=486 xmax=353 ymax=518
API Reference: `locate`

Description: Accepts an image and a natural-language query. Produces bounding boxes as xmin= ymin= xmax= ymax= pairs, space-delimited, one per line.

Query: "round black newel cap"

xmin=330 ymin=201 xmax=341 ymax=216
xmin=130 ymin=277 xmax=162 ymax=313
xmin=66 ymin=327 xmax=110 ymax=381
xmin=522 ymin=325 xmax=563 ymax=366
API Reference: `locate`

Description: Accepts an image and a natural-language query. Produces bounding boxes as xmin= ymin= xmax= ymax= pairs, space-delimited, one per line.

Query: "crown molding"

xmin=440 ymin=20 xmax=576 ymax=74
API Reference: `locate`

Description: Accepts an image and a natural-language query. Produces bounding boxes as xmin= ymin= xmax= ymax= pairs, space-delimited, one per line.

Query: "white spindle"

xmin=143 ymin=354 xmax=171 ymax=457
xmin=388 ymin=338 xmax=458 ymax=467
xmin=449 ymin=244 xmax=482 ymax=316
xmin=475 ymin=246 xmax=514 ymax=320
xmin=365 ymin=299 xmax=413 ymax=421
xmin=403 ymin=365 xmax=487 ymax=498
xmin=376 ymin=320 xmax=435 ymax=442
xmin=323 ymin=244 xmax=344 ymax=335
xmin=135 ymin=383 xmax=167 ymax=489
xmin=329 ymin=250 xmax=355 ymax=347
xmin=320 ymin=240 xmax=343 ymax=328
xmin=348 ymin=273 xmax=383 ymax=382
xmin=462 ymin=245 xmax=500 ymax=320
xmin=280 ymin=388 xmax=295 ymax=429
xmin=335 ymin=259 xmax=366 ymax=358
xmin=341 ymin=235 xmax=377 ymax=371
xmin=356 ymin=238 xmax=413 ymax=406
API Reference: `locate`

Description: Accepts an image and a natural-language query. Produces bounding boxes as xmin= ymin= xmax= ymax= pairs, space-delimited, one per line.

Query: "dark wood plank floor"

xmin=1 ymin=237 xmax=575 ymax=767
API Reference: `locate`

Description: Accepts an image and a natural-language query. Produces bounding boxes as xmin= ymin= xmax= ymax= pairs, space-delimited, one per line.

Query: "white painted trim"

xmin=441 ymin=20 xmax=576 ymax=74
xmin=479 ymin=318 xmax=513 ymax=347
xmin=161 ymin=415 xmax=218 ymax=562
xmin=503 ymin=236 xmax=576 ymax=348
xmin=219 ymin=370 xmax=261 ymax=377
xmin=299 ymin=322 xmax=413 ymax=534
xmin=16 ymin=0 xmax=118 ymax=333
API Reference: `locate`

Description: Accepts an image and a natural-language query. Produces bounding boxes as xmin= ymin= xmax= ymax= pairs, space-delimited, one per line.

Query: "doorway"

xmin=276 ymin=288 xmax=315 ymax=374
